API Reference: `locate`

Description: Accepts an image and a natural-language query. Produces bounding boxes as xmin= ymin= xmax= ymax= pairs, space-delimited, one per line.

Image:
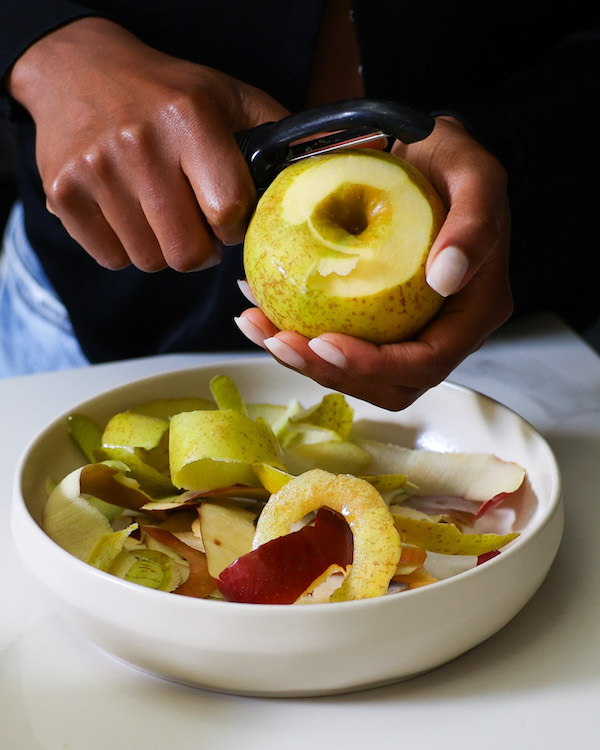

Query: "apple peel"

xmin=289 ymin=393 xmax=354 ymax=440
xmin=169 ymin=409 xmax=284 ymax=491
xmin=252 ymin=469 xmax=401 ymax=601
xmin=42 ymin=462 xmax=152 ymax=560
xmin=391 ymin=508 xmax=519 ymax=555
xmin=217 ymin=506 xmax=353 ymax=604
xmin=198 ymin=500 xmax=258 ymax=578
xmin=359 ymin=439 xmax=526 ymax=502
xmin=209 ymin=374 xmax=249 ymax=415
xmin=67 ymin=413 xmax=103 ymax=463
xmin=142 ymin=526 xmax=216 ymax=598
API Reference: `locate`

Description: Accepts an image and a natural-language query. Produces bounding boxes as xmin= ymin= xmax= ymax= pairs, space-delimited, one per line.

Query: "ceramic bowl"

xmin=11 ymin=358 xmax=563 ymax=697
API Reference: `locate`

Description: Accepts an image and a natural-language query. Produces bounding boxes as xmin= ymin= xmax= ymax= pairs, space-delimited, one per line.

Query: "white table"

xmin=2 ymin=313 xmax=599 ymax=749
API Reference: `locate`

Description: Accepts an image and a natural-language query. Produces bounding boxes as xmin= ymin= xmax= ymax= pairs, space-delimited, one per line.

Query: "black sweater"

xmin=1 ymin=1 xmax=599 ymax=362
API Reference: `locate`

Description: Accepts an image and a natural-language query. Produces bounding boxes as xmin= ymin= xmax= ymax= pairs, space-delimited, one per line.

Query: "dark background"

xmin=0 ymin=119 xmax=16 ymax=232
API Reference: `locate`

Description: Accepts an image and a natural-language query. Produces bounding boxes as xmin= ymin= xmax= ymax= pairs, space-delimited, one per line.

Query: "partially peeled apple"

xmin=243 ymin=149 xmax=447 ymax=344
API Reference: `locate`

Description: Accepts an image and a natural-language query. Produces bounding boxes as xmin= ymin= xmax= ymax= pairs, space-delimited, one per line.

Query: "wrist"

xmin=7 ymin=17 xmax=128 ymax=117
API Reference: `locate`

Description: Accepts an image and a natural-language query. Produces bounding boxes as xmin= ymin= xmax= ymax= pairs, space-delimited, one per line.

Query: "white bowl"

xmin=11 ymin=358 xmax=563 ymax=697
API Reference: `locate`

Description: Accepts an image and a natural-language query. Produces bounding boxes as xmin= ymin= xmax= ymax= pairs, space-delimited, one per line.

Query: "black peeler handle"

xmin=235 ymin=98 xmax=435 ymax=191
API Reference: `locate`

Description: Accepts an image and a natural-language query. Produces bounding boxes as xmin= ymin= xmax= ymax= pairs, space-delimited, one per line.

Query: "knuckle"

xmin=99 ymin=255 xmax=131 ymax=272
xmin=390 ymin=343 xmax=448 ymax=390
xmin=419 ymin=348 xmax=453 ymax=389
xmin=138 ymin=258 xmax=168 ymax=273
xmin=111 ymin=122 xmax=155 ymax=163
xmin=205 ymin=193 xmax=251 ymax=232
xmin=165 ymin=237 xmax=221 ymax=273
xmin=311 ymin=368 xmax=346 ymax=394
xmin=44 ymin=166 xmax=81 ymax=210
xmin=377 ymin=388 xmax=423 ymax=412
xmin=81 ymin=143 xmax=110 ymax=174
xmin=124 ymin=246 xmax=167 ymax=273
xmin=496 ymin=293 xmax=514 ymax=326
xmin=161 ymin=95 xmax=198 ymax=128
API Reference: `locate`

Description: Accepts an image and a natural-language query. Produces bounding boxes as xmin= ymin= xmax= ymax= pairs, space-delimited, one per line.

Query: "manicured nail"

xmin=237 ymin=279 xmax=259 ymax=306
xmin=426 ymin=246 xmax=469 ymax=297
xmin=264 ymin=338 xmax=306 ymax=370
xmin=218 ymin=224 xmax=245 ymax=247
xmin=308 ymin=338 xmax=347 ymax=369
xmin=233 ymin=316 xmax=266 ymax=348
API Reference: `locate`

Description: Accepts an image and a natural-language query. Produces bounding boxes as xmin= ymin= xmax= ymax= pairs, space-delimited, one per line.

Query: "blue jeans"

xmin=0 ymin=203 xmax=89 ymax=377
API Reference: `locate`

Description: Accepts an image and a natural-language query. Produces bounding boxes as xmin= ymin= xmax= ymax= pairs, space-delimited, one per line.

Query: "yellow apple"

xmin=243 ymin=148 xmax=447 ymax=344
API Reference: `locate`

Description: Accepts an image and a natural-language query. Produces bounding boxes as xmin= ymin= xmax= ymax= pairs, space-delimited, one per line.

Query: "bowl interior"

xmin=18 ymin=357 xmax=560 ymax=536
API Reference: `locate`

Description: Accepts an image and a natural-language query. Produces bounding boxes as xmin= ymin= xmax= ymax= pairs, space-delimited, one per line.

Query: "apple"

xmin=243 ymin=148 xmax=447 ymax=343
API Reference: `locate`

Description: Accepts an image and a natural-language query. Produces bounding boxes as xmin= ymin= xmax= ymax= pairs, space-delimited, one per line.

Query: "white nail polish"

xmin=426 ymin=246 xmax=469 ymax=297
xmin=237 ymin=279 xmax=259 ymax=307
xmin=264 ymin=338 xmax=306 ymax=370
xmin=233 ymin=316 xmax=266 ymax=348
xmin=308 ymin=338 xmax=347 ymax=368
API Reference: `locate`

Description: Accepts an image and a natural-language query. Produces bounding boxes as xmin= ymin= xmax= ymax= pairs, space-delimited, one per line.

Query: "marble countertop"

xmin=2 ymin=313 xmax=599 ymax=750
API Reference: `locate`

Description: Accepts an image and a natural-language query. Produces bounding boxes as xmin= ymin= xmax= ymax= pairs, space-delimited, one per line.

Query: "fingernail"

xmin=233 ymin=316 xmax=267 ymax=348
xmin=308 ymin=338 xmax=347 ymax=369
xmin=191 ymin=248 xmax=222 ymax=272
xmin=219 ymin=227 xmax=244 ymax=247
xmin=426 ymin=246 xmax=469 ymax=297
xmin=237 ymin=279 xmax=259 ymax=306
xmin=264 ymin=337 xmax=306 ymax=370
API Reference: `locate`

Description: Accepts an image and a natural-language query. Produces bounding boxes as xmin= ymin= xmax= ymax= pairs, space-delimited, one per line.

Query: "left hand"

xmin=235 ymin=116 xmax=513 ymax=411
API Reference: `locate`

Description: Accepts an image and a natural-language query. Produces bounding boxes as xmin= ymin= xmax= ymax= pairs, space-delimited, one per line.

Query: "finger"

xmin=45 ymin=145 xmax=170 ymax=270
xmin=234 ymin=307 xmax=277 ymax=349
xmin=234 ymin=310 xmax=424 ymax=410
xmin=306 ymin=262 xmax=511 ymax=399
xmin=182 ymin=86 xmax=290 ymax=247
xmin=137 ymin=167 xmax=223 ymax=272
xmin=181 ymin=125 xmax=257 ymax=248
xmin=242 ymin=249 xmax=512 ymax=411
xmin=234 ymin=303 xmax=459 ymax=408
xmin=266 ymin=329 xmax=427 ymax=411
xmin=237 ymin=279 xmax=259 ymax=306
xmin=97 ymin=126 xmax=223 ymax=271
xmin=46 ymin=184 xmax=131 ymax=270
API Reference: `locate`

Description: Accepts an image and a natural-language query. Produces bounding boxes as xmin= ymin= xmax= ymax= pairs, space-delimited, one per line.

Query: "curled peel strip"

xmin=252 ymin=468 xmax=402 ymax=601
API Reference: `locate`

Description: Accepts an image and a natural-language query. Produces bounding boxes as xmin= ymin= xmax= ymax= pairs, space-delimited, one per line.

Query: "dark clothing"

xmin=1 ymin=1 xmax=599 ymax=362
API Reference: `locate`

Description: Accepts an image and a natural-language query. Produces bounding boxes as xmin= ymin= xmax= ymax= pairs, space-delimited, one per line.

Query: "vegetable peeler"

xmin=235 ymin=98 xmax=435 ymax=192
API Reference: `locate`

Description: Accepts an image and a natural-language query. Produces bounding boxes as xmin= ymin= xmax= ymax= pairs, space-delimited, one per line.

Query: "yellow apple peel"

xmin=252 ymin=468 xmax=402 ymax=601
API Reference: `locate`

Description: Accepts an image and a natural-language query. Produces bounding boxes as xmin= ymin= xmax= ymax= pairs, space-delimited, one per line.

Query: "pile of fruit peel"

xmin=42 ymin=375 xmax=526 ymax=604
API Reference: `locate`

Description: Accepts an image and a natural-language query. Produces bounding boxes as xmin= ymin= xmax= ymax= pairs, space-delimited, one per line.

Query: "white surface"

xmin=1 ymin=315 xmax=600 ymax=748
xmin=11 ymin=361 xmax=562 ymax=698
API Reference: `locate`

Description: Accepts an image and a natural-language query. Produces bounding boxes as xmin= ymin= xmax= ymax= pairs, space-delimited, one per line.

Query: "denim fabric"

xmin=0 ymin=202 xmax=88 ymax=377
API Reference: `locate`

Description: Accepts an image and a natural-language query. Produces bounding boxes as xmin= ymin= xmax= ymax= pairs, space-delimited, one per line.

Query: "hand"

xmin=235 ymin=116 xmax=513 ymax=411
xmin=8 ymin=17 xmax=289 ymax=271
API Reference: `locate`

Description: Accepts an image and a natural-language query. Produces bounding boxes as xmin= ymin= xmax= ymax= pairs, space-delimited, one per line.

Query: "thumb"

xmin=426 ymin=184 xmax=510 ymax=299
xmin=424 ymin=152 xmax=510 ymax=298
xmin=395 ymin=116 xmax=510 ymax=299
xmin=235 ymin=82 xmax=291 ymax=131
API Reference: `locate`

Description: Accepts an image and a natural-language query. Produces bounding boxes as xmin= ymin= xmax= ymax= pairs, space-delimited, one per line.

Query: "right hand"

xmin=8 ymin=16 xmax=289 ymax=271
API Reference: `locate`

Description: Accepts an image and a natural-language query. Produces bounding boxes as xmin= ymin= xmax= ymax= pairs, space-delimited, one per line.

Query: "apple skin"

xmin=243 ymin=149 xmax=447 ymax=344
xmin=216 ymin=507 xmax=353 ymax=604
